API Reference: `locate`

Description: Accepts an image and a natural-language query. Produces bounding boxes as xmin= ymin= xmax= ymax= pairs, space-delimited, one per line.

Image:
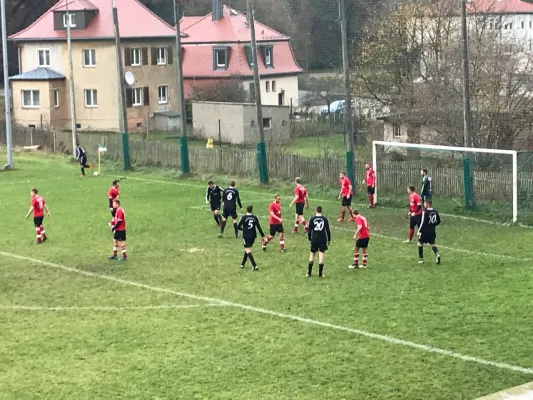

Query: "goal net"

xmin=371 ymin=141 xmax=532 ymax=225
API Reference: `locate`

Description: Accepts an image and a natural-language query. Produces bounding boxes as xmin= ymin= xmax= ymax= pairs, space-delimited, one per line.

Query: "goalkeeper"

xmin=420 ymin=169 xmax=432 ymax=202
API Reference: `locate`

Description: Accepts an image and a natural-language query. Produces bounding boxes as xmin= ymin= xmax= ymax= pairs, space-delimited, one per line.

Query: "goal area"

xmin=371 ymin=141 xmax=532 ymax=224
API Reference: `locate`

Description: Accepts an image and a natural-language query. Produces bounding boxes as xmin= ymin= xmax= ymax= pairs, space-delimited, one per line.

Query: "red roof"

xmin=53 ymin=0 xmax=98 ymax=11
xmin=471 ymin=0 xmax=533 ymax=13
xmin=9 ymin=0 xmax=176 ymax=40
xmin=180 ymin=5 xmax=301 ymax=82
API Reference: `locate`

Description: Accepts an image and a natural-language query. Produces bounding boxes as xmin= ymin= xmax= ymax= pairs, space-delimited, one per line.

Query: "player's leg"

xmin=246 ymin=238 xmax=258 ymax=270
xmin=119 ymin=236 xmax=127 ymax=260
xmin=293 ymin=212 xmax=299 ymax=233
xmin=262 ymin=225 xmax=275 ymax=250
xmin=219 ymin=211 xmax=228 ymax=236
xmin=214 ymin=209 xmax=222 ymax=225
xmin=405 ymin=217 xmax=416 ymax=243
xmin=318 ymin=250 xmax=325 ymax=277
xmin=430 ymin=242 xmax=441 ymax=264
xmin=300 ymin=215 xmax=308 ymax=232
xmin=362 ymin=247 xmax=368 ymax=268
xmin=279 ymin=226 xmax=285 ymax=252
xmin=349 ymin=246 xmax=360 ymax=269
xmin=417 ymin=240 xmax=424 ymax=263
xmin=232 ymin=215 xmax=239 ymax=238
xmin=110 ymin=207 xmax=116 ymax=217
xmin=40 ymin=221 xmax=47 ymax=242
xmin=33 ymin=217 xmax=42 ymax=243
xmin=307 ymin=250 xmax=315 ymax=277
xmin=109 ymin=239 xmax=119 ymax=259
xmin=348 ymin=206 xmax=355 ymax=221
xmin=241 ymin=244 xmax=250 ymax=268
xmin=338 ymin=203 xmax=346 ymax=222
xmin=80 ymin=156 xmax=86 ymax=176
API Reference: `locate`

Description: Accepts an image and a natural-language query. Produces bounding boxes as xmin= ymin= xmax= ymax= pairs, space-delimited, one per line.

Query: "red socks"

xmin=408 ymin=228 xmax=415 ymax=241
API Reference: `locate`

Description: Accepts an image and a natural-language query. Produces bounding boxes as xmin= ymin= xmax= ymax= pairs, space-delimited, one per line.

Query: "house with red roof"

xmin=181 ymin=0 xmax=302 ymax=108
xmin=9 ymin=0 xmax=182 ymax=131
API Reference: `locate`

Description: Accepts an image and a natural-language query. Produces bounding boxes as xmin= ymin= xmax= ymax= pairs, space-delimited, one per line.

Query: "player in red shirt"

xmin=349 ymin=210 xmax=370 ymax=269
xmin=337 ymin=171 xmax=354 ymax=222
xmin=289 ymin=177 xmax=309 ymax=233
xmin=363 ymin=163 xmax=375 ymax=208
xmin=108 ymin=199 xmax=127 ymax=261
xmin=25 ymin=188 xmax=51 ymax=244
xmin=405 ymin=185 xmax=423 ymax=243
xmin=108 ymin=180 xmax=120 ymax=217
xmin=262 ymin=194 xmax=286 ymax=252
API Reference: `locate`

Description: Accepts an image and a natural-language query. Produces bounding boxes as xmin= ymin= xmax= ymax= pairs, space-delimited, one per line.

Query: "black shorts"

xmin=422 ymin=194 xmax=432 ymax=201
xmin=210 ymin=202 xmax=221 ymax=212
xmin=270 ymin=224 xmax=284 ymax=236
xmin=243 ymin=236 xmax=255 ymax=248
xmin=80 ymin=155 xmax=87 ymax=165
xmin=223 ymin=208 xmax=237 ymax=219
xmin=419 ymin=232 xmax=436 ymax=244
xmin=114 ymin=230 xmax=126 ymax=241
xmin=342 ymin=196 xmax=352 ymax=207
xmin=409 ymin=215 xmax=422 ymax=229
xmin=295 ymin=203 xmax=305 ymax=216
xmin=355 ymin=238 xmax=370 ymax=249
xmin=110 ymin=208 xmax=116 ymax=217
xmin=33 ymin=216 xmax=44 ymax=227
xmin=310 ymin=241 xmax=328 ymax=253
xmin=367 ymin=186 xmax=375 ymax=195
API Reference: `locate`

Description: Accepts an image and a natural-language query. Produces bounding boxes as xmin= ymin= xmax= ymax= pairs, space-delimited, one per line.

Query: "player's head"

xmin=421 ymin=168 xmax=427 ymax=176
xmin=208 ymin=180 xmax=214 ymax=188
xmin=408 ymin=185 xmax=416 ymax=194
xmin=424 ymin=200 xmax=432 ymax=208
xmin=315 ymin=205 xmax=322 ymax=214
xmin=113 ymin=199 xmax=121 ymax=208
xmin=113 ymin=180 xmax=120 ymax=188
xmin=339 ymin=171 xmax=345 ymax=179
xmin=365 ymin=163 xmax=371 ymax=169
xmin=274 ymin=194 xmax=281 ymax=203
xmin=295 ymin=177 xmax=301 ymax=185
xmin=76 ymin=143 xmax=80 ymax=148
xmin=30 ymin=188 xmax=38 ymax=197
xmin=230 ymin=180 xmax=236 ymax=187
xmin=352 ymin=209 xmax=360 ymax=216
xmin=247 ymin=205 xmax=253 ymax=213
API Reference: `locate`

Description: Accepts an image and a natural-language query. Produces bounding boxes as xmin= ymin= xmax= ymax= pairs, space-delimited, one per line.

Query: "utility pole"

xmin=339 ymin=0 xmax=355 ymax=188
xmin=112 ymin=0 xmax=130 ymax=169
xmin=66 ymin=0 xmax=78 ymax=156
xmin=247 ymin=0 xmax=268 ymax=184
xmin=1 ymin=0 xmax=12 ymax=170
xmin=460 ymin=0 xmax=475 ymax=208
xmin=174 ymin=0 xmax=189 ymax=175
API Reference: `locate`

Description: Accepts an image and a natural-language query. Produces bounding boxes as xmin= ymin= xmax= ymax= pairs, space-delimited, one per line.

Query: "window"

xmin=393 ymin=123 xmax=401 ymax=138
xmin=265 ymin=47 xmax=272 ymax=66
xmin=530 ymin=21 xmax=532 ymax=29
xmin=262 ymin=118 xmax=272 ymax=128
xmin=157 ymin=47 xmax=167 ymax=65
xmin=84 ymin=89 xmax=98 ymax=107
xmin=213 ymin=48 xmax=228 ymax=70
xmin=272 ymin=80 xmax=276 ymax=92
xmin=132 ymin=48 xmax=141 ymax=66
xmin=37 ymin=49 xmax=50 ymax=67
xmin=133 ymin=87 xmax=142 ymax=106
xmin=22 ymin=90 xmax=40 ymax=108
xmin=266 ymin=81 xmax=270 ymax=92
xmin=53 ymin=89 xmax=59 ymax=107
xmin=158 ymin=85 xmax=168 ymax=104
xmin=522 ymin=21 xmax=525 ymax=29
xmin=63 ymin=13 xmax=76 ymax=28
xmin=249 ymin=82 xmax=256 ymax=100
xmin=83 ymin=49 xmax=96 ymax=67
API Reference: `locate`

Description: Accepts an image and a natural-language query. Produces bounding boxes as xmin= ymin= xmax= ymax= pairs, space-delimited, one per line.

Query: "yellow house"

xmin=9 ymin=0 xmax=182 ymax=132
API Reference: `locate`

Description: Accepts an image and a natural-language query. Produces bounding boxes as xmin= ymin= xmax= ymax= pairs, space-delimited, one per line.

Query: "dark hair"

xmin=112 ymin=180 xmax=119 ymax=186
xmin=340 ymin=171 xmax=345 ymax=175
xmin=114 ymin=199 xmax=121 ymax=206
xmin=274 ymin=194 xmax=280 ymax=199
xmin=230 ymin=180 xmax=236 ymax=187
xmin=31 ymin=188 xmax=38 ymax=194
xmin=247 ymin=205 xmax=253 ymax=213
xmin=352 ymin=209 xmax=360 ymax=216
xmin=316 ymin=205 xmax=322 ymax=213
xmin=425 ymin=200 xmax=432 ymax=206
xmin=408 ymin=185 xmax=416 ymax=192
xmin=208 ymin=180 xmax=214 ymax=185
xmin=422 ymin=168 xmax=428 ymax=174
xmin=295 ymin=177 xmax=301 ymax=184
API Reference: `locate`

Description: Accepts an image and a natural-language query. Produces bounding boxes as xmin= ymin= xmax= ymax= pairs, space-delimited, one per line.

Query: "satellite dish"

xmin=125 ymin=71 xmax=135 ymax=86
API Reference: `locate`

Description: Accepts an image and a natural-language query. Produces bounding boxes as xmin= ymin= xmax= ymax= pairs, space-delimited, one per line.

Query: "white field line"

xmin=0 ymin=304 xmax=225 ymax=312
xmin=122 ymin=176 xmax=533 ymax=228
xmin=1 ymin=251 xmax=533 ymax=375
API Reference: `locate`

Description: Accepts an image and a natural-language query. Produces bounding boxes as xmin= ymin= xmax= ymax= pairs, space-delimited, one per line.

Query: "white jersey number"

xmin=429 ymin=213 xmax=437 ymax=224
xmin=248 ymin=220 xmax=254 ymax=229
xmin=227 ymin=193 xmax=233 ymax=201
xmin=314 ymin=220 xmax=325 ymax=231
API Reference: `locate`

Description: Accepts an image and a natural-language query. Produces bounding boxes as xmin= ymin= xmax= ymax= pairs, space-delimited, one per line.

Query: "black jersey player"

xmin=205 ymin=180 xmax=224 ymax=226
xmin=237 ymin=205 xmax=265 ymax=271
xmin=417 ymin=200 xmax=441 ymax=264
xmin=307 ymin=206 xmax=331 ymax=278
xmin=219 ymin=181 xmax=242 ymax=238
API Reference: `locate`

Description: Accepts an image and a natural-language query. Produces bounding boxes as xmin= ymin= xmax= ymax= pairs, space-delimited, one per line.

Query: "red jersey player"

xmin=289 ymin=177 xmax=309 ymax=233
xmin=108 ymin=180 xmax=120 ymax=217
xmin=349 ymin=210 xmax=370 ymax=269
xmin=25 ymin=188 xmax=51 ymax=244
xmin=262 ymin=194 xmax=286 ymax=252
xmin=337 ymin=171 xmax=354 ymax=222
xmin=363 ymin=163 xmax=375 ymax=208
xmin=405 ymin=186 xmax=423 ymax=243
xmin=108 ymin=199 xmax=127 ymax=261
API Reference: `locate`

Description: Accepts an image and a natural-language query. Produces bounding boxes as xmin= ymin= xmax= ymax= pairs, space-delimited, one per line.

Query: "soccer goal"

xmin=372 ymin=141 xmax=521 ymax=223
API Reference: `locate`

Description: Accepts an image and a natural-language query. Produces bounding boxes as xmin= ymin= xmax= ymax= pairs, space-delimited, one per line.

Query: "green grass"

xmin=2 ymin=153 xmax=533 ymax=399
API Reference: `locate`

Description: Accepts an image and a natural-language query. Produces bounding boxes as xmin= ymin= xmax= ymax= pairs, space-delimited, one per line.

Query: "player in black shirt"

xmin=307 ymin=206 xmax=331 ymax=277
xmin=75 ymin=144 xmax=92 ymax=176
xmin=417 ymin=200 xmax=441 ymax=264
xmin=421 ymin=168 xmax=432 ymax=202
xmin=237 ymin=205 xmax=265 ymax=271
xmin=219 ymin=181 xmax=242 ymax=238
xmin=205 ymin=180 xmax=224 ymax=226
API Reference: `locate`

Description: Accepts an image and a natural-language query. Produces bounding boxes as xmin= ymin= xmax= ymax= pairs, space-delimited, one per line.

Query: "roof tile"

xmin=10 ymin=67 xmax=66 ymax=81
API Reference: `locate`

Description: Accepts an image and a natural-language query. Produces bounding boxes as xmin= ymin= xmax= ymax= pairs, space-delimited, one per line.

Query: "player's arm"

xmin=236 ymin=190 xmax=242 ymax=209
xmin=436 ymin=212 xmax=441 ymax=226
xmin=255 ymin=217 xmax=265 ymax=237
xmin=111 ymin=216 xmax=122 ymax=231
xmin=418 ymin=211 xmax=425 ymax=236
xmin=289 ymin=195 xmax=297 ymax=208
xmin=205 ymin=188 xmax=210 ymax=204
xmin=237 ymin=216 xmax=244 ymax=231
xmin=25 ymin=206 xmax=34 ymax=218
xmin=307 ymin=218 xmax=313 ymax=241
xmin=43 ymin=204 xmax=51 ymax=217
xmin=354 ymin=224 xmax=361 ymax=240
xmin=108 ymin=195 xmax=114 ymax=209
xmin=371 ymin=171 xmax=375 ymax=187
xmin=338 ymin=187 xmax=342 ymax=199
xmin=325 ymin=219 xmax=331 ymax=243
xmin=348 ymin=183 xmax=353 ymax=198
xmin=305 ymin=193 xmax=309 ymax=208
xmin=270 ymin=211 xmax=282 ymax=224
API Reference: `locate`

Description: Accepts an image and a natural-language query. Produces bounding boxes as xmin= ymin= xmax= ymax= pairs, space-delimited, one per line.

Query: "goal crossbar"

xmin=372 ymin=141 xmax=518 ymax=222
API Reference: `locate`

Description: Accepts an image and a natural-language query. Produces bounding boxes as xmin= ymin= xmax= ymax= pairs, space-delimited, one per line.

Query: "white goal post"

xmin=372 ymin=141 xmax=519 ymax=223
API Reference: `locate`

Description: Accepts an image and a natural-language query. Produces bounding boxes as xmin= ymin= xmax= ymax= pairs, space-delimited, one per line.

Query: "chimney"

xmin=212 ymin=0 xmax=222 ymax=21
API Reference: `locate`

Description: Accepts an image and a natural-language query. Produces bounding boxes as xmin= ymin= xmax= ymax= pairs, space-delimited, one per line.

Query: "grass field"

xmin=2 ymin=153 xmax=533 ymax=399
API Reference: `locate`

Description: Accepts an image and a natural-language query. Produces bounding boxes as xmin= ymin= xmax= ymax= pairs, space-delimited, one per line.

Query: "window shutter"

xmin=126 ymin=88 xmax=133 ymax=108
xmin=224 ymin=48 xmax=229 ymax=70
xmin=260 ymin=45 xmax=266 ymax=66
xmin=151 ymin=47 xmax=157 ymax=65
xmin=167 ymin=46 xmax=174 ymax=64
xmin=143 ymin=87 xmax=150 ymax=105
xmin=212 ymin=49 xmax=217 ymax=71
xmin=124 ymin=47 xmax=131 ymax=66
xmin=245 ymin=46 xmax=252 ymax=68
xmin=142 ymin=47 xmax=148 ymax=65
xmin=270 ymin=47 xmax=274 ymax=67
